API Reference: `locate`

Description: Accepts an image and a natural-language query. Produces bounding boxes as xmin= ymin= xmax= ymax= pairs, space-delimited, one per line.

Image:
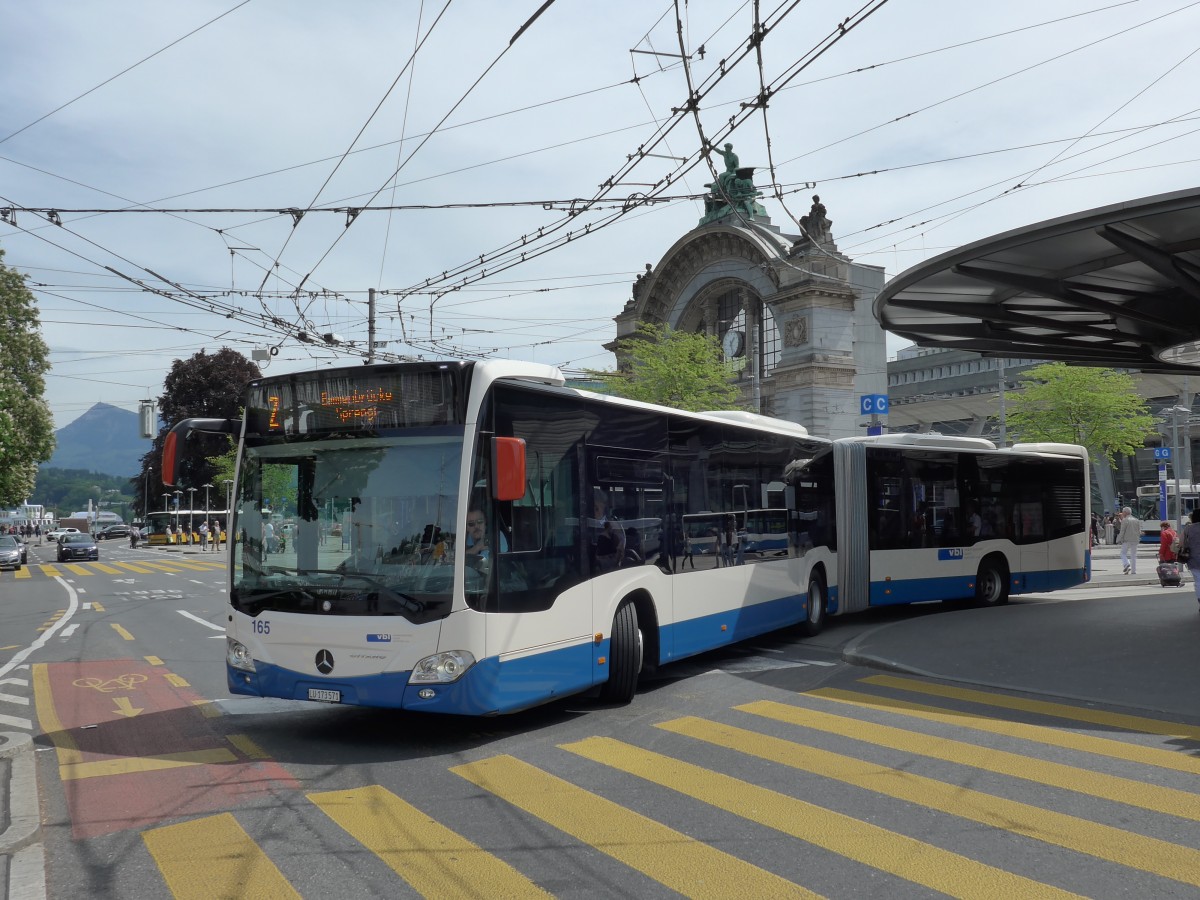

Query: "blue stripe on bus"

xmin=663 ymin=592 xmax=807 ymax=660
xmin=228 ymin=640 xmax=600 ymax=716
xmin=867 ymin=568 xmax=1087 ymax=605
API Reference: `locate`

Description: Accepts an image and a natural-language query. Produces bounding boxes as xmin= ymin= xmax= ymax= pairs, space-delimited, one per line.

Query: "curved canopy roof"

xmin=874 ymin=188 xmax=1200 ymax=373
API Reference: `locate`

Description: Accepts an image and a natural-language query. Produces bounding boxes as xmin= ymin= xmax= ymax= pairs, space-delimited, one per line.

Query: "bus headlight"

xmin=409 ymin=650 xmax=476 ymax=684
xmin=227 ymin=638 xmax=256 ymax=672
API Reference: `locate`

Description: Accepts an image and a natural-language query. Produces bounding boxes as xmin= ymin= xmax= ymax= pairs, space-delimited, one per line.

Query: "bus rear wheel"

xmin=801 ymin=572 xmax=826 ymax=636
xmin=599 ymin=601 xmax=642 ymax=704
xmin=975 ymin=559 xmax=1010 ymax=607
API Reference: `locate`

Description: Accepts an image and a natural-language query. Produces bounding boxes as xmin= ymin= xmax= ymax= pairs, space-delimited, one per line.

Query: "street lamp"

xmin=1166 ymin=405 xmax=1190 ymax=531
xmin=187 ymin=486 xmax=197 ymax=537
xmin=162 ymin=493 xmax=170 ymax=513
xmin=222 ymin=479 xmax=234 ymax=513
xmin=173 ymin=490 xmax=182 ymax=534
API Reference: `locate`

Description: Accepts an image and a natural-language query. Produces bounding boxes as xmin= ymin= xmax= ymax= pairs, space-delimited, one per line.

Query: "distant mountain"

xmin=45 ymin=403 xmax=149 ymax=478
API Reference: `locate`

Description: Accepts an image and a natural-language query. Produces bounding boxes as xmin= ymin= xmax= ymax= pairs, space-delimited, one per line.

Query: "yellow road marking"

xmin=810 ymin=687 xmax=1200 ymax=776
xmin=310 ymin=783 xmax=551 ymax=899
xmin=39 ymin=564 xmax=62 ymax=577
xmin=90 ymin=563 xmax=122 ymax=574
xmin=452 ymin=755 xmax=820 ymax=899
xmin=63 ymin=563 xmax=92 ymax=576
xmin=143 ymin=812 xmax=299 ymax=900
xmin=657 ymin=715 xmax=1200 ymax=890
xmin=145 ymin=656 xmax=163 ymax=666
xmin=32 ymin=663 xmax=84 ymax=767
xmin=111 ymin=623 xmax=134 ymax=641
xmin=164 ymin=673 xmax=189 ymax=687
xmin=861 ymin=674 xmax=1200 ymax=741
xmin=132 ymin=561 xmax=187 ymax=572
xmin=14 ymin=567 xmax=30 ymax=579
xmin=740 ymin=699 xmax=1200 ymax=822
xmin=192 ymin=699 xmax=221 ymax=718
xmin=227 ymin=734 xmax=270 ymax=760
xmin=566 ymin=736 xmax=1078 ymax=900
xmin=90 ymin=602 xmax=105 ymax=613
xmin=111 ymin=561 xmax=153 ymax=574
xmin=62 ymin=748 xmax=236 ymax=780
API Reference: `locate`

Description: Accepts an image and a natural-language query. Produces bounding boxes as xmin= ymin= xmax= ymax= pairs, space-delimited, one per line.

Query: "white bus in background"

xmin=160 ymin=360 xmax=1091 ymax=717
xmin=1134 ymin=481 xmax=1200 ymax=543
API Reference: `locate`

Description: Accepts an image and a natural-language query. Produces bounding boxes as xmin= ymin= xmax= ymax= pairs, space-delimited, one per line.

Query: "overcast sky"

xmin=3 ymin=0 xmax=1199 ymax=430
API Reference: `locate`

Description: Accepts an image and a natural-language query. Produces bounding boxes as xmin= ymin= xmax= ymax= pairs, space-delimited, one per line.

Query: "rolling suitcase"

xmin=1157 ymin=561 xmax=1182 ymax=587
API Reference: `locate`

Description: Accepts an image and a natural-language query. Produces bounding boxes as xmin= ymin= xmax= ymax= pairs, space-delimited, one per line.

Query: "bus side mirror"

xmin=492 ymin=437 xmax=526 ymax=501
xmin=161 ymin=417 xmax=240 ymax=487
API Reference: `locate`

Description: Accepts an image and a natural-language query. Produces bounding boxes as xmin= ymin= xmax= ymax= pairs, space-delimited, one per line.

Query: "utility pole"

xmin=368 ymin=287 xmax=377 ymax=364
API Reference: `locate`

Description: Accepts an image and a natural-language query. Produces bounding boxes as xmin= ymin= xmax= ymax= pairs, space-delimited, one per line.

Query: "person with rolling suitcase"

xmin=1157 ymin=520 xmax=1182 ymax=587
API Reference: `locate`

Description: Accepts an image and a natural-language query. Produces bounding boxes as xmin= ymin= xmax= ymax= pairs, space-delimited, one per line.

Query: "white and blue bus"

xmin=1134 ymin=481 xmax=1200 ymax=543
xmin=162 ymin=360 xmax=1090 ymax=716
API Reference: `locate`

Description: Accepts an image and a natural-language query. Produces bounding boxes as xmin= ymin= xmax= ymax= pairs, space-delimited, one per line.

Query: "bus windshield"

xmin=231 ymin=432 xmax=465 ymax=624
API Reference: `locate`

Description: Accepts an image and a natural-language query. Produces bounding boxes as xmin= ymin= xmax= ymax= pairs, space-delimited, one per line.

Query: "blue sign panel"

xmin=866 ymin=424 xmax=883 ymax=436
xmin=859 ymin=394 xmax=889 ymax=415
xmin=1154 ymin=447 xmax=1172 ymax=459
xmin=937 ymin=548 xmax=965 ymax=561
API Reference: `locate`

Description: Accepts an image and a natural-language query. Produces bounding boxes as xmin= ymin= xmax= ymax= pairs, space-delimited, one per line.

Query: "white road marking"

xmin=0 ymin=677 xmax=29 ymax=687
xmin=177 ymin=610 xmax=224 ymax=631
xmin=0 ymin=712 xmax=32 ymax=729
xmin=60 ymin=623 xmax=79 ymax=638
xmin=0 ymin=577 xmax=80 ymax=680
xmin=0 ymin=691 xmax=30 ymax=705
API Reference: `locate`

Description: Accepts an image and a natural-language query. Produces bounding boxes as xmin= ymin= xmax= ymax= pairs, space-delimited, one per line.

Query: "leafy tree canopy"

xmin=597 ymin=322 xmax=742 ymax=412
xmin=1005 ymin=363 xmax=1155 ymax=467
xmin=135 ymin=348 xmax=260 ymax=515
xmin=0 ymin=249 xmax=55 ymax=505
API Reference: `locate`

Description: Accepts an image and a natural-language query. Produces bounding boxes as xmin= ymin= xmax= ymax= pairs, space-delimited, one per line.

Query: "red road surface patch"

xmin=37 ymin=659 xmax=298 ymax=838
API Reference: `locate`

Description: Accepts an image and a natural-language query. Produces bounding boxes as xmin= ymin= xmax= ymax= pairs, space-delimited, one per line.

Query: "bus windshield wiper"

xmin=305 ymin=568 xmax=427 ymax=615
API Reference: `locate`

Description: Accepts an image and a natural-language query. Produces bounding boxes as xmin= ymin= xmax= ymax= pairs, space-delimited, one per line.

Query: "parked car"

xmin=57 ymin=533 xmax=99 ymax=562
xmin=46 ymin=527 xmax=81 ymax=542
xmin=0 ymin=535 xmax=22 ymax=571
xmin=95 ymin=524 xmax=132 ymax=541
xmin=13 ymin=534 xmax=27 ymax=564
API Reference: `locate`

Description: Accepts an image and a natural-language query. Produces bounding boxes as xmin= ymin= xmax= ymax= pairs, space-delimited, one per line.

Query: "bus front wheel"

xmin=975 ymin=559 xmax=1010 ymax=607
xmin=801 ymin=572 xmax=826 ymax=636
xmin=599 ymin=601 xmax=642 ymax=704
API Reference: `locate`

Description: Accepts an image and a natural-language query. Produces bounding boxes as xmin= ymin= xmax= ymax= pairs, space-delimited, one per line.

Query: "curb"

xmin=0 ymin=732 xmax=40 ymax=855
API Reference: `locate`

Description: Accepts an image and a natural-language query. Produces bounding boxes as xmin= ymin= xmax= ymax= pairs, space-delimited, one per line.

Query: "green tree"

xmin=1005 ymin=363 xmax=1154 ymax=467
xmin=599 ymin=322 xmax=742 ymax=412
xmin=0 ymin=249 xmax=55 ymax=505
xmin=135 ymin=348 xmax=260 ymax=516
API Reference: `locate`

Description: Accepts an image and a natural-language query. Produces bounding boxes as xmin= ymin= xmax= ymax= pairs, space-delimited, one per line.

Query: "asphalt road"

xmin=3 ymin=541 xmax=1200 ymax=899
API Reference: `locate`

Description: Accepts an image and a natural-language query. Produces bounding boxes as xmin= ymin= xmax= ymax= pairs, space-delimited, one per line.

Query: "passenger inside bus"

xmin=591 ymin=488 xmax=625 ymax=572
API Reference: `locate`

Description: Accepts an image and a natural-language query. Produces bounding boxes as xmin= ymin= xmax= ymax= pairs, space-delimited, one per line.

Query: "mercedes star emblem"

xmin=315 ymin=649 xmax=335 ymax=675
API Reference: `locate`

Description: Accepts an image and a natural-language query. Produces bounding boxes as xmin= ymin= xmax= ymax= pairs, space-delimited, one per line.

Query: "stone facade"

xmin=611 ymin=197 xmax=886 ymax=439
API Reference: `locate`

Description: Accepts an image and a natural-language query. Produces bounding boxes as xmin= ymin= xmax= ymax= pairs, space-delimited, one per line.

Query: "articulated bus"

xmin=1134 ymin=482 xmax=1200 ymax=543
xmin=162 ymin=360 xmax=1090 ymax=716
xmin=142 ymin=510 xmax=229 ymax=546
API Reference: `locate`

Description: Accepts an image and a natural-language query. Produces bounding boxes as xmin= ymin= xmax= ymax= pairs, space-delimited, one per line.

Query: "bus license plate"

xmin=308 ymin=688 xmax=341 ymax=703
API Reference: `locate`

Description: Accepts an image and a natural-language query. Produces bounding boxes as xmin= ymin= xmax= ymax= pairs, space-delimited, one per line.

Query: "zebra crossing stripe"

xmin=565 ymin=734 xmax=1078 ymax=900
xmin=111 ymin=562 xmax=154 ymax=574
xmin=861 ymin=674 xmax=1200 ymax=741
xmin=738 ymin=699 xmax=1200 ymax=822
xmin=143 ymin=812 xmax=298 ymax=900
xmin=451 ymin=754 xmax=819 ymax=899
xmin=808 ymin=687 xmax=1200 ymax=776
xmin=655 ymin=716 xmax=1200 ymax=890
xmin=309 ymin=783 xmax=550 ymax=898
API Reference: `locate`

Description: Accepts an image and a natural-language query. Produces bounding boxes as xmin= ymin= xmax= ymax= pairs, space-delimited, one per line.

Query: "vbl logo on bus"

xmin=937 ymin=548 xmax=964 ymax=560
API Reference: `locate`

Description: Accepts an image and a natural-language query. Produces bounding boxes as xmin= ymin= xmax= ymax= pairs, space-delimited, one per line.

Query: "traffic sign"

xmin=859 ymin=394 xmax=889 ymax=416
xmin=1154 ymin=447 xmax=1172 ymax=459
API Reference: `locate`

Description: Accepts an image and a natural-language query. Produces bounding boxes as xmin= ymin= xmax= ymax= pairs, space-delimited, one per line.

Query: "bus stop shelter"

xmin=874 ymin=188 xmax=1200 ymax=373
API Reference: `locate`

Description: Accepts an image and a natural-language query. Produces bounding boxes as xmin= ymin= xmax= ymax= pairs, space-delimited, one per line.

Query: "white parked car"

xmin=46 ymin=527 xmax=81 ymax=542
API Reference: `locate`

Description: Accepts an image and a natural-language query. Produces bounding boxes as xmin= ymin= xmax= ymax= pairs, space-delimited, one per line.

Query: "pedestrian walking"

xmin=1116 ymin=506 xmax=1141 ymax=575
xmin=1103 ymin=514 xmax=1114 ymax=545
xmin=1179 ymin=508 xmax=1200 ymax=611
xmin=199 ymin=520 xmax=209 ymax=551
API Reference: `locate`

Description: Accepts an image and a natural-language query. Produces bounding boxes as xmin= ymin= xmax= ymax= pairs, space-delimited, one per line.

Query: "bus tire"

xmin=801 ymin=571 xmax=826 ymax=636
xmin=975 ymin=557 xmax=1010 ymax=607
xmin=599 ymin=601 xmax=642 ymax=704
